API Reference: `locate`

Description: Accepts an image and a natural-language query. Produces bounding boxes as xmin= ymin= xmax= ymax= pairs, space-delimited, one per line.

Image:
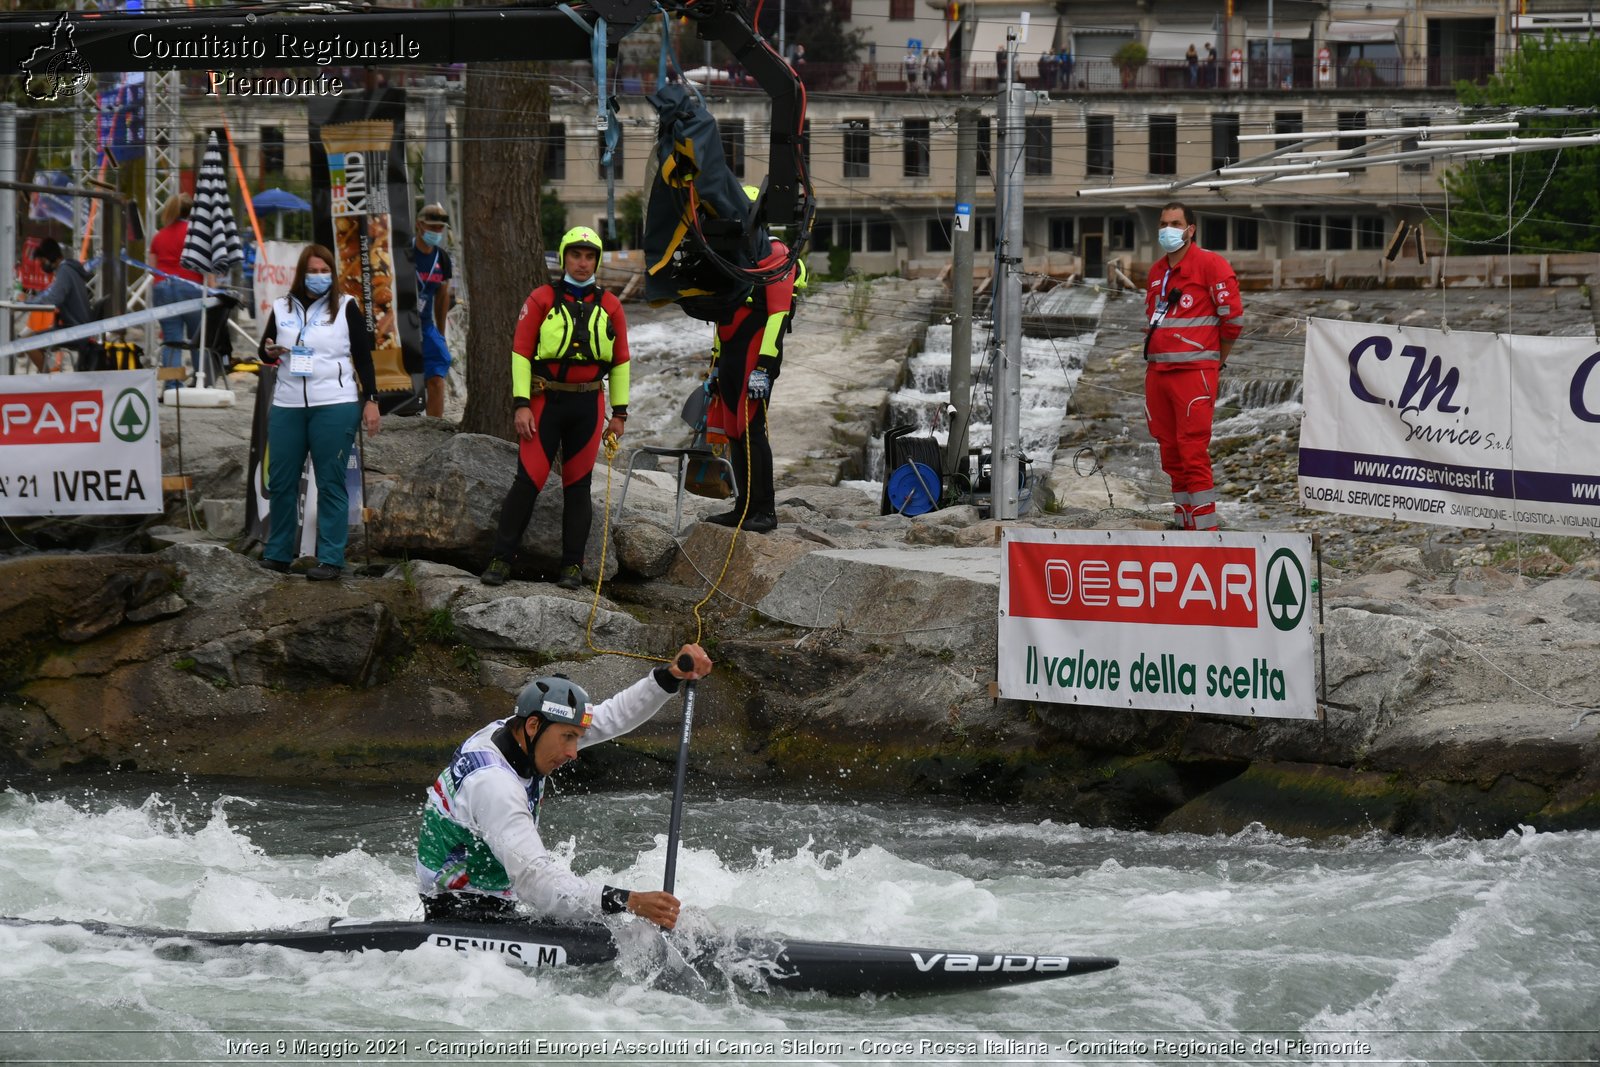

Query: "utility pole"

xmin=993 ymin=29 xmax=1025 ymax=520
xmin=778 ymin=0 xmax=786 ymax=60
xmin=946 ymin=107 xmax=977 ymax=478
xmin=422 ymin=76 xmax=448 ymax=205
xmin=0 ymin=103 xmax=14 ymax=353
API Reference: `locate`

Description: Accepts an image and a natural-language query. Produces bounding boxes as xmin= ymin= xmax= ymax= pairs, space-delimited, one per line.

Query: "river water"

xmin=3 ymin=776 xmax=1596 ymax=1065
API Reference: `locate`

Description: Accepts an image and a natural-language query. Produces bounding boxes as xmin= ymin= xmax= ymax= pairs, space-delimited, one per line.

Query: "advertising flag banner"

xmin=1299 ymin=318 xmax=1600 ymax=537
xmin=253 ymin=240 xmax=300 ymax=327
xmin=309 ymin=90 xmax=419 ymax=391
xmin=0 ymin=370 xmax=162 ymax=516
xmin=999 ymin=529 xmax=1317 ymax=719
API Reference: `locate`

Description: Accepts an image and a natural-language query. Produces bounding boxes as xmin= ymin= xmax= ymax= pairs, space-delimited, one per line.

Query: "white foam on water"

xmin=4 ymin=786 xmax=1599 ymax=1064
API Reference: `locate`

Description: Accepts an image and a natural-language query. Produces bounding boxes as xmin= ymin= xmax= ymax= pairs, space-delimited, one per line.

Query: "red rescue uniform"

xmin=1144 ymin=244 xmax=1242 ymax=530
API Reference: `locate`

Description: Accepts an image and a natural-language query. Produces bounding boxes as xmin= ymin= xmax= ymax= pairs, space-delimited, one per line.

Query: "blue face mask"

xmin=421 ymin=230 xmax=445 ymax=248
xmin=563 ymin=273 xmax=595 ymax=288
xmin=305 ymin=273 xmax=333 ymax=296
xmin=1158 ymin=226 xmax=1188 ymax=253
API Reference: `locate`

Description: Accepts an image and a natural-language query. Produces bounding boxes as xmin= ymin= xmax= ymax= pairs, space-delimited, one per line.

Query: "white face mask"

xmin=1158 ymin=226 xmax=1188 ymax=253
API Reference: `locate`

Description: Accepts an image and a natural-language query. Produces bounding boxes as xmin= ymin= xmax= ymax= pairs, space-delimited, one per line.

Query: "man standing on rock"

xmin=481 ymin=226 xmax=631 ymax=588
xmin=1144 ymin=201 xmax=1242 ymax=531
xmin=417 ymin=644 xmax=712 ymax=926
xmin=703 ymin=188 xmax=798 ymax=535
xmin=413 ymin=203 xmax=455 ymax=418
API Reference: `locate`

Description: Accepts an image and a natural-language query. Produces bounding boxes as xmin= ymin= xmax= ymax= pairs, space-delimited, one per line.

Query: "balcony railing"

xmin=529 ymin=56 xmax=1496 ymax=97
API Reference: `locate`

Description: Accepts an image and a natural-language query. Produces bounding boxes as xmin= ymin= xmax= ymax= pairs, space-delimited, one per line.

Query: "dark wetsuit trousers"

xmin=490 ymin=389 xmax=604 ymax=567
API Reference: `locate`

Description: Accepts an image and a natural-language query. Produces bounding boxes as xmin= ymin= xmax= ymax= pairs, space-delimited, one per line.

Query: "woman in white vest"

xmin=256 ymin=244 xmax=381 ymax=580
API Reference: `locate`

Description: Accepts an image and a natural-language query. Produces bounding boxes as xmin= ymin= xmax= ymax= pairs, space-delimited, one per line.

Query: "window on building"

xmin=1357 ymin=215 xmax=1387 ymax=249
xmin=890 ymin=0 xmax=914 ymax=18
xmin=1201 ymin=216 xmax=1229 ymax=250
xmin=1234 ymin=217 xmax=1259 ymax=251
xmin=597 ymin=128 xmax=623 ymax=180
xmin=832 ymin=0 xmax=851 ymax=18
xmin=1295 ymin=215 xmax=1323 ymax=250
xmin=720 ymin=119 xmax=745 ymax=179
xmin=1401 ymin=112 xmax=1431 ymax=172
xmin=1085 ymin=115 xmax=1112 ymax=177
xmin=1026 ymin=116 xmax=1054 ymax=176
xmin=545 ymin=124 xmax=566 ymax=181
xmin=903 ymin=118 xmax=931 ymax=178
xmin=977 ymin=117 xmax=992 ymax=177
xmin=839 ymin=218 xmax=864 ymax=251
xmin=1211 ymin=112 xmax=1240 ymax=170
xmin=811 ymin=219 xmax=833 ymax=252
xmin=867 ymin=219 xmax=895 ymax=252
xmin=259 ymin=126 xmax=284 ymax=176
xmin=927 ymin=218 xmax=952 ymax=253
xmin=843 ymin=119 xmax=871 ymax=179
xmin=1273 ymin=111 xmax=1303 ymax=136
xmin=1148 ymin=115 xmax=1177 ymax=175
xmin=1107 ymin=216 xmax=1135 ymax=250
xmin=1049 ymin=217 xmax=1075 ymax=251
xmin=1326 ymin=214 xmax=1354 ymax=250
xmin=1337 ymin=110 xmax=1367 ymax=170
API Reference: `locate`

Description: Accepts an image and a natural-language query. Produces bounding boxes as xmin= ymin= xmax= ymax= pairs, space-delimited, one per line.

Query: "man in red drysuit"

xmin=1143 ymin=201 xmax=1243 ymax=531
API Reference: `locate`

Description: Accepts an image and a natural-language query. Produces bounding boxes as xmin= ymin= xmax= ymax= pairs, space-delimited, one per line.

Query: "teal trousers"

xmin=264 ymin=402 xmax=361 ymax=568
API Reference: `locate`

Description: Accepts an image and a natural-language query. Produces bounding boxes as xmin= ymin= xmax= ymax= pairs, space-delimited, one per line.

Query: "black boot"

xmin=706 ymin=502 xmax=747 ymax=527
xmin=741 ymin=511 xmax=778 ymax=534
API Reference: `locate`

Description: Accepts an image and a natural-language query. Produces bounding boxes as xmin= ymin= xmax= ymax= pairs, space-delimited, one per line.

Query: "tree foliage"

xmin=1442 ymin=35 xmax=1600 ymax=254
xmin=460 ymin=38 xmax=551 ymax=438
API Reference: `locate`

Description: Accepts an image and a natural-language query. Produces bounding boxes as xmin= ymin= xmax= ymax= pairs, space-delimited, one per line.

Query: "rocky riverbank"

xmin=3 ymin=278 xmax=1598 ymax=838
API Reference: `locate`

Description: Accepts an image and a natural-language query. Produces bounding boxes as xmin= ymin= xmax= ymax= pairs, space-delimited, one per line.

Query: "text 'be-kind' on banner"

xmin=0 ymin=370 xmax=162 ymax=516
xmin=998 ymin=529 xmax=1318 ymax=720
xmin=1299 ymin=318 xmax=1600 ymax=538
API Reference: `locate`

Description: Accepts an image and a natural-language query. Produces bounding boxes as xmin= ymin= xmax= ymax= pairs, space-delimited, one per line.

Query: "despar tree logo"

xmin=1264 ymin=547 xmax=1308 ymax=632
xmin=22 ymin=12 xmax=91 ymax=101
xmin=110 ymin=388 xmax=152 ymax=443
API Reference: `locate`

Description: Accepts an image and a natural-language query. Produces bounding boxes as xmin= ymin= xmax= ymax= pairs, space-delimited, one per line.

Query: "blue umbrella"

xmin=252 ymin=188 xmax=311 ymax=214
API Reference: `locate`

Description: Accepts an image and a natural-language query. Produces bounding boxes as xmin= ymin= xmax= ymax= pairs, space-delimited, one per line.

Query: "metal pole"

xmin=945 ymin=107 xmax=977 ymax=479
xmin=0 ymin=102 xmax=16 ymax=355
xmin=1267 ymin=0 xmax=1275 ymax=87
xmin=995 ymin=31 xmax=1025 ymax=520
xmin=423 ymin=76 xmax=448 ymax=204
xmin=778 ymin=0 xmax=786 ymax=61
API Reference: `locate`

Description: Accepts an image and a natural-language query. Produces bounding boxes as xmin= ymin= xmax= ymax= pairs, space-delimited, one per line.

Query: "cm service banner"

xmin=1299 ymin=318 xmax=1600 ymax=537
xmin=0 ymin=370 xmax=162 ymax=516
xmin=998 ymin=530 xmax=1317 ymax=719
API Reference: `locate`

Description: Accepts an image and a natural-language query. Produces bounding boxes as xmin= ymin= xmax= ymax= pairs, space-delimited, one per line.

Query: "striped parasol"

xmin=180 ymin=132 xmax=243 ymax=276
xmin=177 ymin=131 xmax=241 ymax=394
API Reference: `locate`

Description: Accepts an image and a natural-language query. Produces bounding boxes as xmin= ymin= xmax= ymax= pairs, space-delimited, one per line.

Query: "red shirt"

xmin=1144 ymin=244 xmax=1242 ymax=367
xmin=511 ymin=283 xmax=630 ymax=383
xmin=150 ymin=221 xmax=203 ymax=283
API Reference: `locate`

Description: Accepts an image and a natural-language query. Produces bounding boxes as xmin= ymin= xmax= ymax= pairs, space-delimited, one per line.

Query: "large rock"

xmin=754 ymin=545 xmax=1000 ymax=653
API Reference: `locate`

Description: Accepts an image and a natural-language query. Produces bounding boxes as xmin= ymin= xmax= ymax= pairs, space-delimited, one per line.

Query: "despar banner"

xmin=244 ymin=365 xmax=365 ymax=547
xmin=998 ymin=530 xmax=1318 ymax=719
xmin=1298 ymin=318 xmax=1600 ymax=537
xmin=309 ymin=89 xmax=418 ymax=395
xmin=0 ymin=370 xmax=162 ymax=517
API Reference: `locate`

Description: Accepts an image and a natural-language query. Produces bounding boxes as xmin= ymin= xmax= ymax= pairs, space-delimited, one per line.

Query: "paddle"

xmin=663 ymin=652 xmax=697 ymax=894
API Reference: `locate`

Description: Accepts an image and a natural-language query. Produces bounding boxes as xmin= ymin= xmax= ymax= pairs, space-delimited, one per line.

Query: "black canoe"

xmin=3 ymin=916 xmax=1117 ymax=997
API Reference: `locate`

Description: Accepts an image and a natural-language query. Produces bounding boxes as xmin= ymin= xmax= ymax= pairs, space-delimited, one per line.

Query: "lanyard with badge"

xmin=286 ymin=298 xmax=316 ymax=377
xmin=1150 ymin=267 xmax=1175 ymax=328
xmin=1144 ymin=267 xmax=1175 ymax=359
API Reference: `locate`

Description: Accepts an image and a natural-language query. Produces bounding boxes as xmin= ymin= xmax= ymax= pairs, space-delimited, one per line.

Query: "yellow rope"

xmin=583 ymin=384 xmax=763 ymax=663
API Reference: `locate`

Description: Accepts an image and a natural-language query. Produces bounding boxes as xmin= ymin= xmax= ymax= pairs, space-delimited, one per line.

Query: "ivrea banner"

xmin=0 ymin=370 xmax=162 ymax=516
xmin=1299 ymin=318 xmax=1600 ymax=536
xmin=998 ymin=530 xmax=1317 ymax=719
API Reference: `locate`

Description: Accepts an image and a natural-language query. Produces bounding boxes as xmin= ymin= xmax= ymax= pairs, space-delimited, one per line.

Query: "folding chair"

xmin=614 ymin=385 xmax=737 ymax=535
